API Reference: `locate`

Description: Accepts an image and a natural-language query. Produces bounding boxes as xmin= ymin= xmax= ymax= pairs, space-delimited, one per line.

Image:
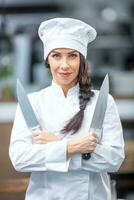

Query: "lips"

xmin=58 ymin=72 xmax=71 ymax=78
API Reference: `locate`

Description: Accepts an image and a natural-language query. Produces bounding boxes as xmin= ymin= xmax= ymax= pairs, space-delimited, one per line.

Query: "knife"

xmin=16 ymin=79 xmax=41 ymax=131
xmin=82 ymin=74 xmax=109 ymax=160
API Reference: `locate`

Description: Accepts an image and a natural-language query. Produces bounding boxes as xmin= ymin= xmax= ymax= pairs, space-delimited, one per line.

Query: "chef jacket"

xmin=9 ymin=80 xmax=125 ymax=200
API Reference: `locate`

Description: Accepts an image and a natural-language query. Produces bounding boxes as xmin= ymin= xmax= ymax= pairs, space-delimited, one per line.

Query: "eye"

xmin=51 ymin=53 xmax=61 ymax=59
xmin=69 ymin=53 xmax=78 ymax=59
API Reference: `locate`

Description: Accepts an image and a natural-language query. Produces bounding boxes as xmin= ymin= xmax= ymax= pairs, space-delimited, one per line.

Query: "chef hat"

xmin=38 ymin=17 xmax=97 ymax=60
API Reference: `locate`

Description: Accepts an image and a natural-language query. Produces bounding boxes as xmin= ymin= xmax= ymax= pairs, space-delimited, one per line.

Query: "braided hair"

xmin=45 ymin=54 xmax=94 ymax=134
xmin=62 ymin=54 xmax=94 ymax=134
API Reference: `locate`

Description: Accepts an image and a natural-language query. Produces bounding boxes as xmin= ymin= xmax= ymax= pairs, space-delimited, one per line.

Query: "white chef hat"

xmin=38 ymin=17 xmax=97 ymax=60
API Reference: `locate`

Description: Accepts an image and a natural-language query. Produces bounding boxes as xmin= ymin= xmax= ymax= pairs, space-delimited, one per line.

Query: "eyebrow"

xmin=51 ymin=50 xmax=78 ymax=54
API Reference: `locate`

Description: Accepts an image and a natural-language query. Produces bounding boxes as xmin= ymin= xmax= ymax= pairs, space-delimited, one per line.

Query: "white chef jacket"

xmin=9 ymin=80 xmax=125 ymax=200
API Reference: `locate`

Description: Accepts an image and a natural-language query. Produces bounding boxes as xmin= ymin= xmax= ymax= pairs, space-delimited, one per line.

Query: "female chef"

xmin=9 ymin=18 xmax=125 ymax=200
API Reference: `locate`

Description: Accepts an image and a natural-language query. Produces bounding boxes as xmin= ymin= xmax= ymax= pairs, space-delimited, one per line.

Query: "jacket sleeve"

xmin=9 ymin=104 xmax=70 ymax=173
xmin=68 ymin=94 xmax=125 ymax=172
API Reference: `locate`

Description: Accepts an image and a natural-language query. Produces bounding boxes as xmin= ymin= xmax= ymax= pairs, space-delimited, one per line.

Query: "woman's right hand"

xmin=67 ymin=133 xmax=98 ymax=156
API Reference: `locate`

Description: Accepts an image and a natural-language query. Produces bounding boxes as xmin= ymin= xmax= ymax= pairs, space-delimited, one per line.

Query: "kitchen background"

xmin=0 ymin=0 xmax=134 ymax=199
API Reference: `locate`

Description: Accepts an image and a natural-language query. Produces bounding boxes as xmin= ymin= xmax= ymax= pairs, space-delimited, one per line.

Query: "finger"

xmin=92 ymin=133 xmax=98 ymax=138
xmin=33 ymin=134 xmax=43 ymax=141
xmin=33 ymin=131 xmax=41 ymax=136
xmin=90 ymin=142 xmax=97 ymax=147
xmin=36 ymin=135 xmax=44 ymax=140
xmin=33 ymin=133 xmax=39 ymax=137
xmin=33 ymin=134 xmax=40 ymax=138
xmin=92 ymin=134 xmax=99 ymax=143
xmin=35 ymin=140 xmax=43 ymax=144
xmin=92 ymin=137 xmax=99 ymax=143
xmin=89 ymin=135 xmax=97 ymax=141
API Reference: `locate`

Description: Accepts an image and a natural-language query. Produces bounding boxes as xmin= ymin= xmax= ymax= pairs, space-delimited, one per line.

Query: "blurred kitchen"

xmin=0 ymin=0 xmax=134 ymax=199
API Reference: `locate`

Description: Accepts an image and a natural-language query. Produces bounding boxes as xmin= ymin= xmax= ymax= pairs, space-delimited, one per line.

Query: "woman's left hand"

xmin=33 ymin=128 xmax=61 ymax=144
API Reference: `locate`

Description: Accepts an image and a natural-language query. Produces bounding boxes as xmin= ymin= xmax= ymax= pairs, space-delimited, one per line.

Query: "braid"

xmin=62 ymin=54 xmax=94 ymax=134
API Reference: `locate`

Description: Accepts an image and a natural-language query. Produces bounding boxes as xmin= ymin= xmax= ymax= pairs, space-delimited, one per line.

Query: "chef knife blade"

xmin=82 ymin=74 xmax=109 ymax=160
xmin=16 ymin=79 xmax=41 ymax=131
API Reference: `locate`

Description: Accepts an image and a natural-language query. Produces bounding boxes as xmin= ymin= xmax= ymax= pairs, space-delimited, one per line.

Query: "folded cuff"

xmin=45 ymin=140 xmax=70 ymax=172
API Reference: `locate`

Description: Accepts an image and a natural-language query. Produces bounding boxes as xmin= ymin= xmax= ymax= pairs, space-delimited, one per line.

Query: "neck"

xmin=61 ymin=86 xmax=70 ymax=97
xmin=53 ymin=80 xmax=77 ymax=97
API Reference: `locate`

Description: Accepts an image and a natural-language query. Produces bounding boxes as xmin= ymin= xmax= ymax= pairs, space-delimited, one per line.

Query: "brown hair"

xmin=45 ymin=54 xmax=94 ymax=134
xmin=62 ymin=54 xmax=94 ymax=134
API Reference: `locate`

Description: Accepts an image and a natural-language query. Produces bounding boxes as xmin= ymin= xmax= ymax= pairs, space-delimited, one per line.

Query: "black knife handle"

xmin=82 ymin=153 xmax=91 ymax=160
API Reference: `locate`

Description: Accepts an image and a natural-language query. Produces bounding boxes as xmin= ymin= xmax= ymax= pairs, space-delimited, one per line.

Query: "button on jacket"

xmin=9 ymin=81 xmax=125 ymax=200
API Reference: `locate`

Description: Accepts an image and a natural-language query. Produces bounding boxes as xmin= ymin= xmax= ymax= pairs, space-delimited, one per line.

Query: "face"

xmin=47 ymin=48 xmax=80 ymax=91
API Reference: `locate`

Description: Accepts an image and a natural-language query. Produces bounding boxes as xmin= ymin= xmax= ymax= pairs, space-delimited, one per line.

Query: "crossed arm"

xmin=9 ymin=95 xmax=124 ymax=173
xmin=33 ymin=129 xmax=98 ymax=157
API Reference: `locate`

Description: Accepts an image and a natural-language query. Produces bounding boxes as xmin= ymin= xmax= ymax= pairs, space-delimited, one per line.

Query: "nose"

xmin=60 ymin=58 xmax=70 ymax=70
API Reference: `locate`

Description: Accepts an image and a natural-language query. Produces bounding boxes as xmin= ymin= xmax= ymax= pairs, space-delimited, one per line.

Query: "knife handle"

xmin=82 ymin=153 xmax=91 ymax=160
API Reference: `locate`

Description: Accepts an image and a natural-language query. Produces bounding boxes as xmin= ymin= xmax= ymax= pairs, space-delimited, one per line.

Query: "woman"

xmin=9 ymin=18 xmax=125 ymax=200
